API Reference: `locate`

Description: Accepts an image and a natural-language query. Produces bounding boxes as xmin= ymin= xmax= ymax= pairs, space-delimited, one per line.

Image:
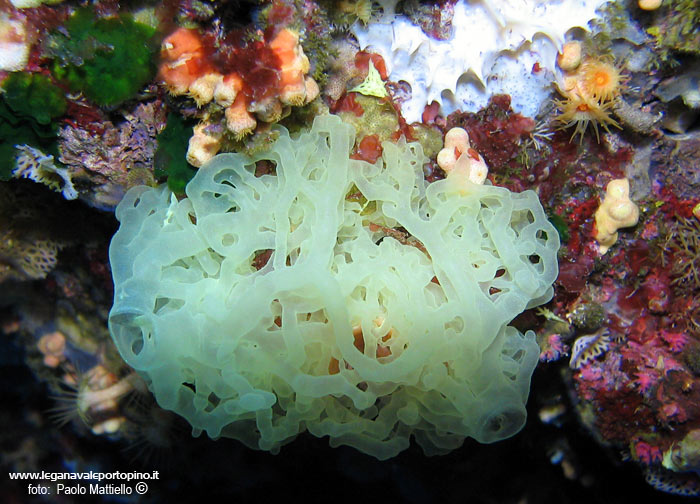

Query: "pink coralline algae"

xmin=573 ymin=350 xmax=626 ymax=402
xmin=554 ymin=168 xmax=700 ymax=492
xmin=633 ymin=369 xmax=657 ymax=395
xmin=569 ymin=268 xmax=700 ymax=484
xmin=634 ymin=440 xmax=663 ymax=465
xmin=659 ymin=401 xmax=688 ymax=424
xmin=661 ymin=330 xmax=689 ymax=353
xmin=641 ymin=271 xmax=672 ymax=314
xmin=578 ymin=365 xmax=603 ymax=383
xmin=539 ymin=333 xmax=569 ymax=363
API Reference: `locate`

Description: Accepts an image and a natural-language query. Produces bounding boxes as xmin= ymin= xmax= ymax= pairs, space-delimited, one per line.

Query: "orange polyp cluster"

xmin=158 ymin=26 xmax=320 ymax=160
xmin=554 ymin=55 xmax=624 ymax=143
xmin=269 ymin=28 xmax=311 ymax=106
xmin=579 ymin=59 xmax=622 ymax=103
xmin=225 ymin=95 xmax=257 ymax=138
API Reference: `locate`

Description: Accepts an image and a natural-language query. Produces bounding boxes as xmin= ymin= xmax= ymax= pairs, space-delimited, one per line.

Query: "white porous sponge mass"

xmin=108 ymin=114 xmax=559 ymax=459
xmin=353 ymin=0 xmax=609 ymax=122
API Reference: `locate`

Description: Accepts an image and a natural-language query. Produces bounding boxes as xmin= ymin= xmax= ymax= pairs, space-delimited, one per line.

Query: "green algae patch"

xmin=2 ymin=72 xmax=67 ymax=126
xmin=0 ymin=72 xmax=65 ymax=181
xmin=48 ymin=8 xmax=157 ymax=108
xmin=155 ymin=113 xmax=196 ymax=195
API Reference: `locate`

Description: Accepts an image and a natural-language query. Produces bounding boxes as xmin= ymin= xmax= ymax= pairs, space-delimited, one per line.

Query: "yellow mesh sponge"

xmin=109 ymin=114 xmax=559 ymax=459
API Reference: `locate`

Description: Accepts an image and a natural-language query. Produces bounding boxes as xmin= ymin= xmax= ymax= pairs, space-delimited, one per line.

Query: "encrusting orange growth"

xmin=158 ymin=26 xmax=320 ymax=165
xmin=213 ymin=73 xmax=244 ymax=108
xmin=554 ymin=55 xmax=624 ymax=143
xmin=269 ymin=28 xmax=310 ymax=106
xmin=226 ymin=94 xmax=258 ymax=139
xmin=159 ymin=28 xmax=211 ymax=95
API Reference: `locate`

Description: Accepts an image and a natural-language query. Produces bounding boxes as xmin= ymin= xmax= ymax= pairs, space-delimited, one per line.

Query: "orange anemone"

xmin=578 ymin=58 xmax=624 ymax=103
xmin=554 ymin=93 xmax=620 ymax=144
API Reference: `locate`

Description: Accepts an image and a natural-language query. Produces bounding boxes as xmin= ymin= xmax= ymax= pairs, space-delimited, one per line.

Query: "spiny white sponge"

xmin=352 ymin=0 xmax=609 ymax=122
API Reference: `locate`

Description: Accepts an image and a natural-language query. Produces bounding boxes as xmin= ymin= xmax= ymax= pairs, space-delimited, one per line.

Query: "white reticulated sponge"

xmin=352 ymin=0 xmax=609 ymax=122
